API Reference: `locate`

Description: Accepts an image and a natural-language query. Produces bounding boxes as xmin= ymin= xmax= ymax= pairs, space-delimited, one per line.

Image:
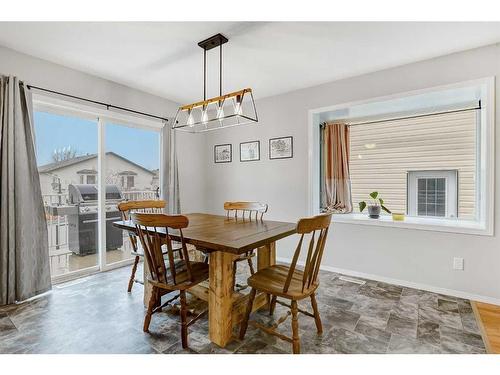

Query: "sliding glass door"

xmin=34 ymin=106 xmax=162 ymax=281
xmin=104 ymin=122 xmax=161 ymax=267
xmin=34 ymin=111 xmax=100 ymax=279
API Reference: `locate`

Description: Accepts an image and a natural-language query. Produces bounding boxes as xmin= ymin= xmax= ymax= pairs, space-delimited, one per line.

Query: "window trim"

xmin=33 ymin=93 xmax=164 ymax=131
xmin=330 ymin=213 xmax=488 ymax=236
xmin=308 ymin=77 xmax=495 ymax=236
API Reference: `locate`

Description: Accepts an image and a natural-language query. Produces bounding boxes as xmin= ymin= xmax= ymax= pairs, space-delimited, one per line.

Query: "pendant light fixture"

xmin=172 ymin=33 xmax=258 ymax=132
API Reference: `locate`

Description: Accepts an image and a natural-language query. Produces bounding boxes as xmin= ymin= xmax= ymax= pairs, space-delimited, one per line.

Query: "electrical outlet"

xmin=453 ymin=257 xmax=464 ymax=270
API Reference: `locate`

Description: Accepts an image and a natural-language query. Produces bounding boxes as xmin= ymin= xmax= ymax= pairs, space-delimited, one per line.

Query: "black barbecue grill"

xmin=68 ymin=184 xmax=124 ymax=256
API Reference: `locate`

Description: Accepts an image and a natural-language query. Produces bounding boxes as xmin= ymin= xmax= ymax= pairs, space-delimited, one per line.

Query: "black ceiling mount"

xmin=198 ymin=33 xmax=228 ymax=50
xmin=198 ymin=33 xmax=228 ymax=100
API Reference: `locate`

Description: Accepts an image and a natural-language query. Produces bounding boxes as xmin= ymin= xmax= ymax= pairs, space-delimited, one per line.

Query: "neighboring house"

xmin=151 ymin=169 xmax=159 ymax=190
xmin=38 ymin=151 xmax=156 ymax=200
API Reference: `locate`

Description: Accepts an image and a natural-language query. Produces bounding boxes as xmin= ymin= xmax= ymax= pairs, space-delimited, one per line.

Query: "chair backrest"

xmin=118 ymin=200 xmax=166 ymax=219
xmin=132 ymin=213 xmax=191 ymax=286
xmin=284 ymin=213 xmax=332 ymax=293
xmin=224 ymin=201 xmax=268 ymax=221
xmin=118 ymin=200 xmax=166 ymax=252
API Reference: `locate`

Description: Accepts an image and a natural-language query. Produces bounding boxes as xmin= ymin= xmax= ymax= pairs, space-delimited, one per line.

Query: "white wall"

xmin=0 ymin=45 xmax=205 ymax=213
xmin=204 ymin=43 xmax=500 ymax=303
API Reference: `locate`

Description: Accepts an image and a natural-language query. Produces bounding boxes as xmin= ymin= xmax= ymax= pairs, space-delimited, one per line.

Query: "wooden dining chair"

xmin=132 ymin=213 xmax=209 ymax=349
xmin=118 ymin=200 xmax=181 ymax=292
xmin=239 ymin=212 xmax=332 ymax=354
xmin=224 ymin=201 xmax=269 ymax=291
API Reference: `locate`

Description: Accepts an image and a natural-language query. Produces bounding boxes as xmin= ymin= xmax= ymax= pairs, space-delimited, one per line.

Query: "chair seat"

xmin=248 ymin=265 xmax=319 ymax=300
xmin=148 ymin=260 xmax=209 ymax=291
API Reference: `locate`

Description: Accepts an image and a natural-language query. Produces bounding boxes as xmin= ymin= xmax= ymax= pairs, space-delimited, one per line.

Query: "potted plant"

xmin=359 ymin=191 xmax=391 ymax=219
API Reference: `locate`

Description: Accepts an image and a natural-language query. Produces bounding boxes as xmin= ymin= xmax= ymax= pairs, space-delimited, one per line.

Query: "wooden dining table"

xmin=113 ymin=212 xmax=297 ymax=348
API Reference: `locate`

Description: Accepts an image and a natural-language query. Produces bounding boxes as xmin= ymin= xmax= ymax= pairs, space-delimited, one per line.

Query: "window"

xmin=349 ymin=110 xmax=476 ymax=219
xmin=127 ymin=175 xmax=134 ymax=189
xmin=311 ymin=78 xmax=494 ymax=235
xmin=105 ymin=122 xmax=159 ymax=267
xmin=119 ymin=175 xmax=135 ymax=189
xmin=417 ymin=178 xmax=446 ymax=217
xmin=78 ymin=170 xmax=97 ymax=185
xmin=35 ymin=111 xmax=99 ymax=279
xmin=86 ymin=175 xmax=96 ymax=184
xmin=407 ymin=170 xmax=457 ymax=218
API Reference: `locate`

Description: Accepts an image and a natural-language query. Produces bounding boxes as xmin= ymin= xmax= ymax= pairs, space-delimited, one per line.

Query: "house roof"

xmin=38 ymin=151 xmax=155 ymax=175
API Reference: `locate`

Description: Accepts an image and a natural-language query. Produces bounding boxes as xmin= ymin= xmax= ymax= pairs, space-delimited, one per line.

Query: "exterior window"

xmin=418 ymin=178 xmax=446 ymax=216
xmin=407 ymin=170 xmax=457 ymax=218
xmin=78 ymin=171 xmax=97 ymax=185
xmin=119 ymin=174 xmax=135 ymax=189
xmin=127 ymin=175 xmax=134 ymax=189
xmin=86 ymin=175 xmax=96 ymax=184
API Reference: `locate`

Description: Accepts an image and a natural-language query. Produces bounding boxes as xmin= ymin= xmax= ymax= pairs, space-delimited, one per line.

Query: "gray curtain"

xmin=0 ymin=76 xmax=51 ymax=306
xmin=161 ymin=122 xmax=180 ymax=214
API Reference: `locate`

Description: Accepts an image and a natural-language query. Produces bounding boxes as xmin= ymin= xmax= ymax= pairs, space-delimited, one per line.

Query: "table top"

xmin=113 ymin=213 xmax=297 ymax=255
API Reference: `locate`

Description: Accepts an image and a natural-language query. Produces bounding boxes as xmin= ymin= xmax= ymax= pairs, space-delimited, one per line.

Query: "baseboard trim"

xmin=276 ymin=257 xmax=500 ymax=306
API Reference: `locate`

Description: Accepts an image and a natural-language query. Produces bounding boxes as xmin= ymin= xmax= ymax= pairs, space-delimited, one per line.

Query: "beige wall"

xmin=350 ymin=110 xmax=476 ymax=219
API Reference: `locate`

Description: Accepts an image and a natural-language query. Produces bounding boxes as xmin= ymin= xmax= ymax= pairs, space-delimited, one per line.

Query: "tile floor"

xmin=0 ymin=262 xmax=486 ymax=354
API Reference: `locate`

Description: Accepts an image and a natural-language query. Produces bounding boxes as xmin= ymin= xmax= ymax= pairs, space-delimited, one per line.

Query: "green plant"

xmin=359 ymin=191 xmax=391 ymax=213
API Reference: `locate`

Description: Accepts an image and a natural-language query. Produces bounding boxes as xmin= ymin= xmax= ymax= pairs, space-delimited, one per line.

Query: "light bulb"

xmin=233 ymin=96 xmax=242 ymax=115
xmin=187 ymin=109 xmax=194 ymax=126
xmin=201 ymin=107 xmax=208 ymax=124
xmin=217 ymin=104 xmax=225 ymax=119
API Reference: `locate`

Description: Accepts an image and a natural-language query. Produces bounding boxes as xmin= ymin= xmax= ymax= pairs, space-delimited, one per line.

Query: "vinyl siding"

xmin=349 ymin=110 xmax=477 ymax=219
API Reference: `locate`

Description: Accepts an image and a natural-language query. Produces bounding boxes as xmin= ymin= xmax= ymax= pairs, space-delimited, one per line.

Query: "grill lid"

xmin=68 ymin=184 xmax=122 ymax=204
xmin=105 ymin=185 xmax=122 ymax=200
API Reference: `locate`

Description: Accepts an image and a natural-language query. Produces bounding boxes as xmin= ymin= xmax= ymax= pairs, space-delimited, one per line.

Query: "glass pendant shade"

xmin=216 ymin=102 xmax=225 ymax=119
xmin=173 ymin=88 xmax=258 ymax=133
xmin=201 ymin=106 xmax=209 ymax=124
xmin=186 ymin=109 xmax=194 ymax=126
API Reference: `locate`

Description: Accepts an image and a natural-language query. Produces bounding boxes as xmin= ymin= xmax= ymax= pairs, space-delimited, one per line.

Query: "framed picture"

xmin=240 ymin=140 xmax=260 ymax=162
xmin=214 ymin=144 xmax=232 ymax=163
xmin=269 ymin=136 xmax=293 ymax=159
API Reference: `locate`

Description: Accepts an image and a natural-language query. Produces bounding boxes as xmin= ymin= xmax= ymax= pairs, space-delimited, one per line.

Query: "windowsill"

xmin=331 ymin=213 xmax=491 ymax=236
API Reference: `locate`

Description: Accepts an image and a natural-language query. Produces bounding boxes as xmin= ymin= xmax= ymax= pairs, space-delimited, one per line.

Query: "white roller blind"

xmin=349 ymin=109 xmax=477 ymax=219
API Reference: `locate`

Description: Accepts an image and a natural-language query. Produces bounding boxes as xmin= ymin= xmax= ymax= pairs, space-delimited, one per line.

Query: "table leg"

xmin=257 ymin=242 xmax=276 ymax=307
xmin=257 ymin=241 xmax=276 ymax=270
xmin=209 ymin=251 xmax=236 ymax=347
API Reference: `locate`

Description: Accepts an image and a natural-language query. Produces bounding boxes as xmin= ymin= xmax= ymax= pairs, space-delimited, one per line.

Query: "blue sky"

xmin=34 ymin=111 xmax=160 ymax=170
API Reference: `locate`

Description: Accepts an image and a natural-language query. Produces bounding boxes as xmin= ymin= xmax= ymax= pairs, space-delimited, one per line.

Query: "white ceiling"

xmin=0 ymin=22 xmax=499 ymax=104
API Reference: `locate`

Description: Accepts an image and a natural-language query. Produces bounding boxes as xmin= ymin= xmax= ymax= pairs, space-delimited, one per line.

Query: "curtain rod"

xmin=26 ymin=85 xmax=169 ymax=122
xmin=320 ymin=104 xmax=481 ymax=128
